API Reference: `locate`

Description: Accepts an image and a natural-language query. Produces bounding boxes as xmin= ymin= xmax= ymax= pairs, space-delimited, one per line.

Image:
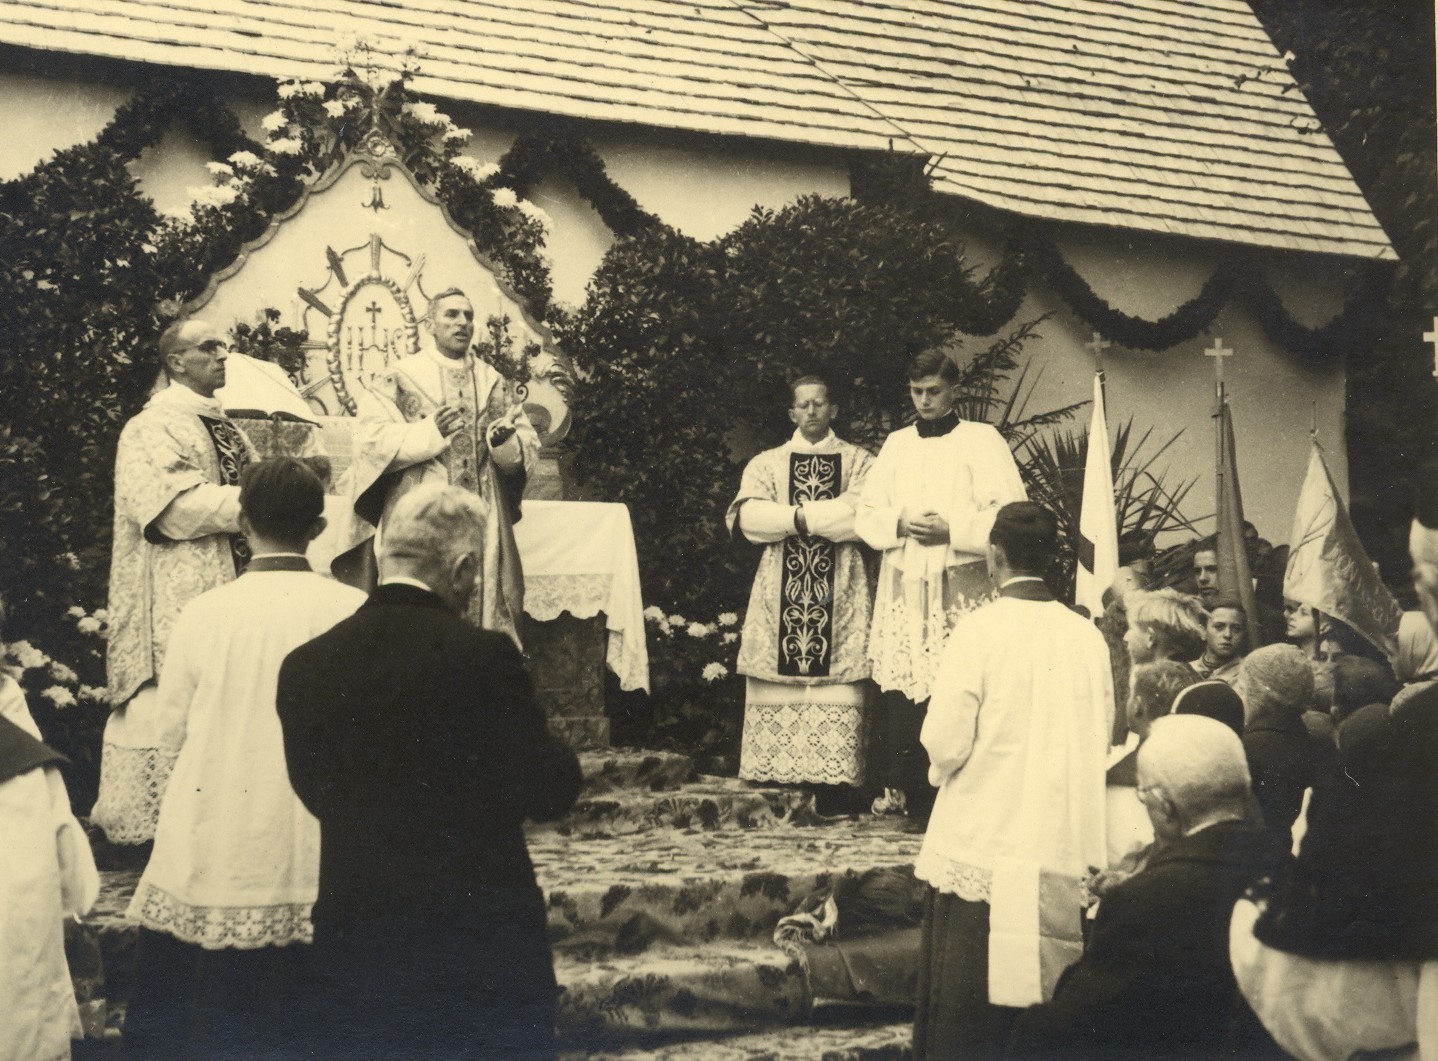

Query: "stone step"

xmin=578 ymin=748 xmax=697 ymax=797
xmin=541 ymin=775 xmax=823 ymax=836
xmin=535 ymin=818 xmax=923 ymax=957
xmin=555 ymin=940 xmax=809 ymax=1050
xmin=564 ymin=1008 xmax=914 ymax=1060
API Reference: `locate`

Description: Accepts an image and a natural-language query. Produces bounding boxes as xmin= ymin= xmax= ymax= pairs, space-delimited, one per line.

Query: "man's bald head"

xmin=1137 ymin=715 xmax=1252 ymax=841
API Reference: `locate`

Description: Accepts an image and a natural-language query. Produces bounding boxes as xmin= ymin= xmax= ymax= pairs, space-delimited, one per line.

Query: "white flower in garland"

xmin=403 ymin=100 xmax=441 ymax=125
xmin=79 ymin=685 xmax=109 ymax=703
xmin=76 ymin=616 xmax=102 ymax=635
xmin=686 ymin=622 xmax=712 ymax=639
xmin=491 ymin=187 xmax=519 ymax=208
xmin=92 ymin=609 xmax=109 ymax=624
xmin=190 ymin=183 xmax=242 ymax=208
xmin=205 ymin=161 xmax=235 ymax=180
xmin=441 ymin=124 xmax=471 ymax=145
xmin=517 ymin=200 xmax=552 ymax=230
xmin=717 ymin=612 xmax=739 ymax=627
xmin=261 ymin=110 xmax=288 ymax=132
xmin=65 ymin=606 xmax=84 ymax=619
xmin=667 ymin=613 xmax=686 ymax=628
xmin=48 ymin=661 xmax=77 ymax=685
xmin=322 ymin=100 xmax=347 ymax=118
xmin=451 ymin=157 xmax=499 ymax=182
xmin=8 ymin=641 xmax=49 ymax=671
xmin=302 ymin=82 xmax=325 ymax=97
xmin=41 ymin=686 xmax=76 ymax=708
xmin=701 ymin=662 xmax=728 ymax=683
xmin=227 ymin=150 xmax=263 ymax=170
xmin=277 ymin=81 xmax=302 ymax=100
xmin=269 ymin=137 xmax=304 ymax=156
xmin=643 ymin=605 xmax=666 ymax=623
xmin=722 ymin=632 xmax=738 ymax=644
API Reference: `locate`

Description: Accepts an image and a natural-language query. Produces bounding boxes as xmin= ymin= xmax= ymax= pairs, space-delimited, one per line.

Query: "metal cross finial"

xmin=1205 ymin=336 xmax=1233 ymax=395
xmin=1085 ymin=330 xmax=1111 ymax=368
xmin=1424 ymin=317 xmax=1438 ymax=378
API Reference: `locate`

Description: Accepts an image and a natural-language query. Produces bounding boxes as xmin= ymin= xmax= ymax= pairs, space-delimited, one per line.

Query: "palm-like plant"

xmin=1018 ymin=417 xmax=1200 ymax=601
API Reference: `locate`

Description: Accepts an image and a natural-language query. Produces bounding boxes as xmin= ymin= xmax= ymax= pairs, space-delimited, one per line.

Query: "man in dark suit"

xmin=1008 ymin=715 xmax=1285 ymax=1060
xmin=277 ymin=483 xmax=582 ymax=1060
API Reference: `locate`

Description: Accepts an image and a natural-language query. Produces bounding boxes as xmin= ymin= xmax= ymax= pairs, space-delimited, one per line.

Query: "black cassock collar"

xmin=916 ymin=410 xmax=960 ymax=438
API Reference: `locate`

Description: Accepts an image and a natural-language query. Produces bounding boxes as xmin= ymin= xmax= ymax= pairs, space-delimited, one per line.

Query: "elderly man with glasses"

xmin=91 ymin=317 xmax=259 ymax=848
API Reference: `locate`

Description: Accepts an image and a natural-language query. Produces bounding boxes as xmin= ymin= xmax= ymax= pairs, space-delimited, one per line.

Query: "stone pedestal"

xmin=523 ymin=611 xmax=610 ymax=749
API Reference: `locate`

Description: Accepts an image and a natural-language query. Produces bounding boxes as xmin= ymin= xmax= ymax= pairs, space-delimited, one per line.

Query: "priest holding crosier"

xmin=728 ymin=375 xmax=875 ymax=809
xmin=345 ymin=287 xmax=538 ymax=646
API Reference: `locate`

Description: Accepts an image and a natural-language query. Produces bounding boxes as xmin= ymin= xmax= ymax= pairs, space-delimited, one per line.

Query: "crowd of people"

xmin=2 ymin=322 xmax=1435 ymax=1060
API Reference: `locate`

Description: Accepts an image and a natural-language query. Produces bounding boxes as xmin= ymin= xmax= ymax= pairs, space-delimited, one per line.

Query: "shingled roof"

xmin=0 ymin=0 xmax=1393 ymax=259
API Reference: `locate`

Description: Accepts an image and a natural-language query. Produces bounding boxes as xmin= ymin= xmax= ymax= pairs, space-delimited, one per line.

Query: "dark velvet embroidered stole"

xmin=198 ymin=415 xmax=253 ymax=575
xmin=778 ymin=451 xmax=840 ymax=677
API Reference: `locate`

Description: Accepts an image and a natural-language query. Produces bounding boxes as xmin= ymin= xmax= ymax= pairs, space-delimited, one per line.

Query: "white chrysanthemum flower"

xmin=717 ymin=612 xmax=739 ymax=627
xmin=79 ymin=685 xmax=109 ymax=703
xmin=666 ymin=614 xmax=686 ymax=628
xmin=262 ymin=110 xmax=288 ymax=132
xmin=686 ymin=622 xmax=712 ymax=639
xmin=643 ymin=606 xmax=666 ymax=622
xmin=65 ymin=606 xmax=84 ymax=619
xmin=404 ymin=100 xmax=440 ymax=124
xmin=701 ymin=662 xmax=728 ymax=683
xmin=190 ymin=183 xmax=241 ymax=208
xmin=8 ymin=641 xmax=48 ymax=670
xmin=441 ymin=125 xmax=471 ymax=145
xmin=722 ymin=632 xmax=738 ymax=644
xmin=491 ymin=187 xmax=518 ymax=208
xmin=205 ymin=161 xmax=235 ymax=179
xmin=322 ymin=100 xmax=347 ymax=118
xmin=517 ymin=200 xmax=552 ymax=229
xmin=76 ymin=617 xmax=102 ymax=635
xmin=228 ymin=150 xmax=263 ymax=169
xmin=48 ymin=662 xmax=77 ymax=685
xmin=277 ymin=82 xmax=301 ymax=100
xmin=92 ymin=609 xmax=109 ymax=623
xmin=269 ymin=137 xmax=304 ymax=156
xmin=302 ymin=82 xmax=325 ymax=96
xmin=42 ymin=686 xmax=76 ymax=708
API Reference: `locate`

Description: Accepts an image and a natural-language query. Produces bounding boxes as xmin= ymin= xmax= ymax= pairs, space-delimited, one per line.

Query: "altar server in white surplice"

xmin=343 ymin=288 xmax=538 ymax=647
xmin=728 ymin=376 xmax=875 ymax=795
xmin=92 ymin=319 xmax=258 ymax=845
xmin=123 ymin=459 xmax=365 ymax=1061
xmin=856 ymin=348 xmax=1026 ymax=820
xmin=913 ymin=502 xmax=1112 ymax=1060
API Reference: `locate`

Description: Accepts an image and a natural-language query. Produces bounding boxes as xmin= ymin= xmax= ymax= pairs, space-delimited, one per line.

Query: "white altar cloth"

xmin=514 ymin=500 xmax=650 ymax=693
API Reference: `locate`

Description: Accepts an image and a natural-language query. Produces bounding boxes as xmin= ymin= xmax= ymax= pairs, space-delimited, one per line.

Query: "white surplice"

xmin=855 ymin=419 xmax=1026 ymax=702
xmin=916 ymin=586 xmax=1113 ymax=1004
xmin=127 ymin=568 xmax=365 ymax=949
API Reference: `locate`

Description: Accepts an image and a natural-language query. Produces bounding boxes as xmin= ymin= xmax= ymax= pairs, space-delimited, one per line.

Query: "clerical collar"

xmin=380 ymin=575 xmax=438 ymax=593
xmin=246 ymin=553 xmax=311 ymax=573
xmin=915 ymin=410 xmax=960 ymax=438
xmin=1000 ymin=576 xmax=1046 ymax=588
xmin=421 ymin=337 xmax=471 ymax=368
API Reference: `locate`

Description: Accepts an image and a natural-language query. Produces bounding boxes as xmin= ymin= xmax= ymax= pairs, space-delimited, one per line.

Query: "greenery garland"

xmin=495 ymin=134 xmax=660 ymax=239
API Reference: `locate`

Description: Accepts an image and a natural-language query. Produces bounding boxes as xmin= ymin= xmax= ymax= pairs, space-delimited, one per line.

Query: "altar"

xmin=513 ymin=499 xmax=649 ymax=748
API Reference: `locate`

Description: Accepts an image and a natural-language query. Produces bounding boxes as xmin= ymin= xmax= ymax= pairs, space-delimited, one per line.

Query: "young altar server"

xmin=123 ymin=459 xmax=365 ymax=1060
xmin=856 ymin=348 xmax=1027 ymax=817
xmin=728 ymin=376 xmax=874 ymax=805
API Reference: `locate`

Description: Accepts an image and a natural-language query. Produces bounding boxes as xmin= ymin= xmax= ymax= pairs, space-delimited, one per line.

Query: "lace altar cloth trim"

xmin=739 ymin=698 xmax=868 ymax=785
xmin=90 ymin=744 xmax=175 ymax=844
xmin=523 ymin=572 xmax=647 ymax=692
xmin=129 ymin=880 xmax=313 ymax=949
xmin=914 ymin=848 xmax=993 ymax=903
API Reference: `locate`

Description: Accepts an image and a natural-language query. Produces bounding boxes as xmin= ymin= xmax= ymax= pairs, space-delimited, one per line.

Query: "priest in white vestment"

xmin=123 ymin=459 xmax=365 ymax=1059
xmin=342 ymin=288 xmax=538 ymax=647
xmin=856 ymin=348 xmax=1026 ymax=818
xmin=727 ymin=376 xmax=874 ymax=796
xmin=913 ymin=502 xmax=1112 ymax=1060
xmin=92 ymin=319 xmax=258 ymax=844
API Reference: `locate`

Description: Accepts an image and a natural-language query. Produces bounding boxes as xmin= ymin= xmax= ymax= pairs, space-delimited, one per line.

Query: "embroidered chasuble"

xmin=93 ymin=384 xmax=257 ymax=844
xmin=727 ymin=431 xmax=874 ymax=784
xmin=855 ymin=418 xmax=1027 ymax=703
xmin=347 ymin=345 xmax=538 ymax=647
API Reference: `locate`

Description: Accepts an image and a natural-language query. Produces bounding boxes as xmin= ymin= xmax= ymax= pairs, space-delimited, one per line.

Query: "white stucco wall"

xmin=0 ymin=63 xmax=1349 ymax=547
